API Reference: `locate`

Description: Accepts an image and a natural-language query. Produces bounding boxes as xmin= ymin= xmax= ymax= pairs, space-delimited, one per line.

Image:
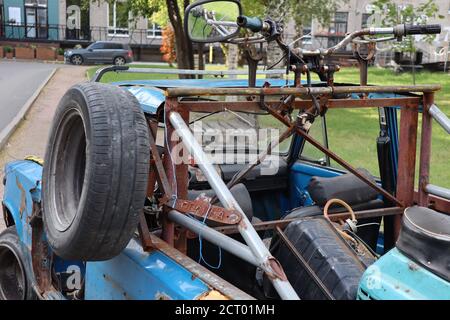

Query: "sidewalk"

xmin=0 ymin=66 xmax=88 ymax=231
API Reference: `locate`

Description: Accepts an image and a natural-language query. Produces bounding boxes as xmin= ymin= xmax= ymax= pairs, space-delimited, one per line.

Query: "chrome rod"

xmin=168 ymin=210 xmax=258 ymax=266
xmin=429 ymin=104 xmax=450 ymax=134
xmin=168 ymin=111 xmax=299 ymax=300
xmin=425 ymin=184 xmax=450 ymax=200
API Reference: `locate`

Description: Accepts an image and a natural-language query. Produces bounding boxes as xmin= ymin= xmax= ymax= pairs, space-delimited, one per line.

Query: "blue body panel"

xmin=358 ymin=248 xmax=450 ymax=300
xmin=3 ymin=160 xmax=42 ymax=247
xmin=117 ymin=79 xmax=296 ymax=114
xmin=2 ymin=160 xmax=211 ymax=300
xmin=85 ymin=239 xmax=209 ymax=300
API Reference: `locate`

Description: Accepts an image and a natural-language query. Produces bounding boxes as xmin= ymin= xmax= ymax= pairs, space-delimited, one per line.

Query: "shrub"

xmin=4 ymin=46 xmax=13 ymax=53
xmin=57 ymin=47 xmax=65 ymax=55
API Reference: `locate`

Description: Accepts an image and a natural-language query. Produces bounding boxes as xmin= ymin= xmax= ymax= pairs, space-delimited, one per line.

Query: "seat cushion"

xmin=307 ymin=168 xmax=379 ymax=206
xmin=397 ymin=206 xmax=450 ymax=282
xmin=187 ymin=183 xmax=254 ymax=221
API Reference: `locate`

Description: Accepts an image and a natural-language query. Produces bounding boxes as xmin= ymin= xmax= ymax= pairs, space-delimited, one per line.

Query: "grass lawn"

xmin=88 ymin=64 xmax=450 ymax=188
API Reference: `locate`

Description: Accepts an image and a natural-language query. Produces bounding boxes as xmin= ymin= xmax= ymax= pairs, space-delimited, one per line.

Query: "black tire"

xmin=71 ymin=54 xmax=83 ymax=65
xmin=0 ymin=227 xmax=36 ymax=300
xmin=113 ymin=56 xmax=126 ymax=65
xmin=42 ymin=82 xmax=150 ymax=261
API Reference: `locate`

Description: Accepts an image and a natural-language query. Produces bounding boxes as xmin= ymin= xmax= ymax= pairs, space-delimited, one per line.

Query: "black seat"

xmin=284 ymin=168 xmax=383 ymax=250
xmin=397 ymin=206 xmax=450 ymax=282
xmin=187 ymin=183 xmax=255 ymax=222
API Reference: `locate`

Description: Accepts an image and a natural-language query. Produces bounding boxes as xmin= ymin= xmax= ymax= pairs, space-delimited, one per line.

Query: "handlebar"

xmin=403 ymin=24 xmax=441 ymax=36
xmin=236 ymin=16 xmax=441 ymax=57
xmin=237 ymin=15 xmax=272 ymax=33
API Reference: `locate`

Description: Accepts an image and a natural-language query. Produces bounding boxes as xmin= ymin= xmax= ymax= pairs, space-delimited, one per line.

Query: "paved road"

xmin=0 ymin=65 xmax=88 ymax=232
xmin=0 ymin=61 xmax=58 ymax=134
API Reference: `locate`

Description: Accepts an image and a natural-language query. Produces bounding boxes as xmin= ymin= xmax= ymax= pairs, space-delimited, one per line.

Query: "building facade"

xmin=0 ymin=0 xmax=162 ymax=58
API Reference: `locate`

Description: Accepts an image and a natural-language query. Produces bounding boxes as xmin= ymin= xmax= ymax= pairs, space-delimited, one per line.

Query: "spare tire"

xmin=42 ymin=82 xmax=150 ymax=261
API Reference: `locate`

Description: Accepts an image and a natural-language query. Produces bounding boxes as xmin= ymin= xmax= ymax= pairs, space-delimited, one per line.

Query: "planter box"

xmin=36 ymin=47 xmax=55 ymax=60
xmin=0 ymin=47 xmax=3 ymax=58
xmin=15 ymin=47 xmax=35 ymax=59
xmin=57 ymin=54 xmax=64 ymax=61
xmin=5 ymin=51 xmax=14 ymax=59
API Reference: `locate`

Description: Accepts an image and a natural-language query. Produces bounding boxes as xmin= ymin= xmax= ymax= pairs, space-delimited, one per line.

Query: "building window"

xmin=108 ymin=0 xmax=129 ymax=36
xmin=147 ymin=22 xmax=162 ymax=38
xmin=327 ymin=12 xmax=348 ymax=50
xmin=362 ymin=13 xmax=371 ymax=28
xmin=329 ymin=12 xmax=348 ymax=35
xmin=25 ymin=0 xmax=48 ymax=39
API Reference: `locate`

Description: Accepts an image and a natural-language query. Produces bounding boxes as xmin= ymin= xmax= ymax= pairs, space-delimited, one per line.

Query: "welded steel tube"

xmin=429 ymin=104 xmax=450 ymax=134
xmin=425 ymin=184 xmax=450 ymax=200
xmin=169 ymin=111 xmax=299 ymax=300
xmin=168 ymin=210 xmax=258 ymax=266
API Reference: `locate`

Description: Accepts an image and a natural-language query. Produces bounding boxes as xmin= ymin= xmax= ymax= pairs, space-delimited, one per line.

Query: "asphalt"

xmin=0 ymin=60 xmax=59 ymax=135
xmin=0 ymin=64 xmax=88 ymax=232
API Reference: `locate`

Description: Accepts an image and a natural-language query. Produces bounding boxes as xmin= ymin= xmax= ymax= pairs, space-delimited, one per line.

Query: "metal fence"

xmin=0 ymin=23 xmax=162 ymax=47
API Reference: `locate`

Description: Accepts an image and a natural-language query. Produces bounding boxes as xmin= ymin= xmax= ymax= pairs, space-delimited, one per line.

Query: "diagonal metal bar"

xmin=263 ymin=104 xmax=403 ymax=207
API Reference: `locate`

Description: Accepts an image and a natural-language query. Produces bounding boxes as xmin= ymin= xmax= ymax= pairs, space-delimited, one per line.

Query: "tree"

xmin=87 ymin=0 xmax=195 ymax=77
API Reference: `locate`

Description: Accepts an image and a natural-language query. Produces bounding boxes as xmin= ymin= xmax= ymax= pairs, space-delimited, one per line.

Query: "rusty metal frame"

xmin=136 ymin=80 xmax=450 ymax=300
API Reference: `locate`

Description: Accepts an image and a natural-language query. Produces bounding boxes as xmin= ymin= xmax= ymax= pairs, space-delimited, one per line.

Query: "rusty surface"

xmin=29 ymin=201 xmax=57 ymax=297
xmin=395 ymin=105 xmax=419 ymax=239
xmin=418 ymin=93 xmax=433 ymax=207
xmin=137 ymin=211 xmax=154 ymax=251
xmin=166 ymin=85 xmax=441 ymax=97
xmin=16 ymin=177 xmax=26 ymax=218
xmin=149 ymin=233 xmax=254 ymax=300
xmin=214 ymin=207 xmax=403 ymax=235
xmin=173 ymin=199 xmax=241 ymax=225
xmin=179 ymin=97 xmax=421 ymax=113
xmin=161 ymin=98 xmax=178 ymax=245
xmin=414 ymin=191 xmax=450 ymax=214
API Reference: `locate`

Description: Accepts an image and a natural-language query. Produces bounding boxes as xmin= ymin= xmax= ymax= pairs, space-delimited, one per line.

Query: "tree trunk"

xmin=166 ymin=0 xmax=194 ymax=78
xmin=197 ymin=43 xmax=205 ymax=79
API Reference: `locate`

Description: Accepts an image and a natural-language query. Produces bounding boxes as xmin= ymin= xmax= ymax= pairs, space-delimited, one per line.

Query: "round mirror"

xmin=185 ymin=0 xmax=242 ymax=43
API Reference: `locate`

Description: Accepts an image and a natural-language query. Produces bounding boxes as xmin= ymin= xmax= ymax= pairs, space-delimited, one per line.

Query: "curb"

xmin=0 ymin=68 xmax=57 ymax=151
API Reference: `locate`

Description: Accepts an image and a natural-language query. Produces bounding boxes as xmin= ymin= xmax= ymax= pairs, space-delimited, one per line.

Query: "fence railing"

xmin=0 ymin=23 xmax=163 ymax=46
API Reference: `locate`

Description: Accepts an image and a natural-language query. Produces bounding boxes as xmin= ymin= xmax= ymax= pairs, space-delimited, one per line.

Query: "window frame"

xmin=107 ymin=0 xmax=129 ymax=37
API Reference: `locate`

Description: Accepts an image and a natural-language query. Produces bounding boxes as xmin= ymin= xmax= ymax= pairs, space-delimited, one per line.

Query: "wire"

xmin=195 ymin=203 xmax=222 ymax=269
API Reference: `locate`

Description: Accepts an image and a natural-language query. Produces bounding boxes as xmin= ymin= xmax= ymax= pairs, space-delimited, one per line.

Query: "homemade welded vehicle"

xmin=1 ymin=0 xmax=450 ymax=300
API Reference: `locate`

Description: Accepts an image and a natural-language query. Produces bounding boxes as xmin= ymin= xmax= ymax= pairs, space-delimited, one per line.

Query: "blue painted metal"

xmin=288 ymin=162 xmax=341 ymax=210
xmin=2 ymin=160 xmax=213 ymax=300
xmin=85 ymin=238 xmax=210 ymax=300
xmin=117 ymin=79 xmax=296 ymax=114
xmin=2 ymin=160 xmax=42 ymax=246
xmin=358 ymin=248 xmax=450 ymax=300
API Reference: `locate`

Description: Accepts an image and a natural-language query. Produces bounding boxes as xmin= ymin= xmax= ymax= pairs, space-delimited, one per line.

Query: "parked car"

xmin=64 ymin=41 xmax=133 ymax=66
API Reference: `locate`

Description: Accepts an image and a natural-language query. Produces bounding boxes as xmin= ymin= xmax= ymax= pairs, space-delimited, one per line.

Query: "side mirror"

xmin=88 ymin=48 xmax=93 ymax=52
xmin=184 ymin=0 xmax=242 ymax=43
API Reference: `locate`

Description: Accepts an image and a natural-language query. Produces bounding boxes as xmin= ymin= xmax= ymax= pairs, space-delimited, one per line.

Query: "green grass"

xmin=89 ymin=64 xmax=450 ymax=188
xmin=307 ymin=67 xmax=450 ymax=188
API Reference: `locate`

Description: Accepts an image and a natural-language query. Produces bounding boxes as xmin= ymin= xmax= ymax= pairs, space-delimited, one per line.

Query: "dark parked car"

xmin=65 ymin=41 xmax=133 ymax=65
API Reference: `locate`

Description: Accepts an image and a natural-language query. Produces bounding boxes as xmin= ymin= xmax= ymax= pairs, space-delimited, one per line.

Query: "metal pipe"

xmin=165 ymin=85 xmax=441 ymax=97
xmin=425 ymin=184 xmax=450 ymax=200
xmin=429 ymin=104 xmax=450 ymax=134
xmin=122 ymin=68 xmax=287 ymax=76
xmin=168 ymin=210 xmax=258 ymax=266
xmin=168 ymin=111 xmax=299 ymax=300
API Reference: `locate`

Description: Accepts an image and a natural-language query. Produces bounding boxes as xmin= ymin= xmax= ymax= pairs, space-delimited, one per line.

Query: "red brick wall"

xmin=36 ymin=47 xmax=56 ymax=60
xmin=15 ymin=47 xmax=35 ymax=59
